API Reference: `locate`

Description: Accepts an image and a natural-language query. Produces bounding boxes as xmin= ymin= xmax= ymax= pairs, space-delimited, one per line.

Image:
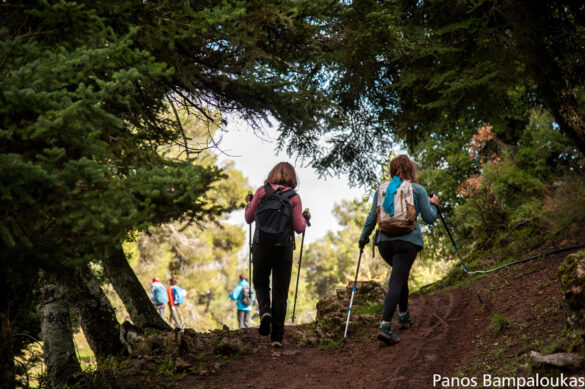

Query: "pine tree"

xmin=0 ymin=1 xmax=336 ymax=385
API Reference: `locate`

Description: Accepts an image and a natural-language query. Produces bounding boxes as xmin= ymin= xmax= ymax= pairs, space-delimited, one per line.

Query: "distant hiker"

xmin=359 ymin=154 xmax=439 ymax=345
xmin=229 ymin=274 xmax=255 ymax=329
xmin=245 ymin=162 xmax=310 ymax=348
xmin=151 ymin=277 xmax=168 ymax=318
xmin=167 ymin=277 xmax=186 ymax=329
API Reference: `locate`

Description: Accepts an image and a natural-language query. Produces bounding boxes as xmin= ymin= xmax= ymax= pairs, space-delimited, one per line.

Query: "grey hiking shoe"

xmin=398 ymin=311 xmax=412 ymax=330
xmin=259 ymin=313 xmax=271 ymax=336
xmin=377 ymin=323 xmax=400 ymax=345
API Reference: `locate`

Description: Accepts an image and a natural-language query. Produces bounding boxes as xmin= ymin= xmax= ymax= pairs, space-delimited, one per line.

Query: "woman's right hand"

xmin=358 ymin=237 xmax=369 ymax=249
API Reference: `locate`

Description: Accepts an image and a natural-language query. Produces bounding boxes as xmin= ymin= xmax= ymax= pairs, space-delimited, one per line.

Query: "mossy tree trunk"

xmin=103 ymin=246 xmax=171 ymax=330
xmin=557 ymin=251 xmax=585 ymax=334
xmin=56 ymin=264 xmax=123 ymax=362
xmin=39 ymin=270 xmax=81 ymax=388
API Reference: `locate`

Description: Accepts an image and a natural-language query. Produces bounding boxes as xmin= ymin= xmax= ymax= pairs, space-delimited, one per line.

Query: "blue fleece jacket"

xmin=360 ymin=182 xmax=438 ymax=249
xmin=229 ymin=279 xmax=254 ymax=311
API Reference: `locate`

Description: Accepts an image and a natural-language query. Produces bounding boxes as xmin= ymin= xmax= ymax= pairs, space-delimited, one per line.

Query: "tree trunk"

xmin=39 ymin=270 xmax=82 ymax=388
xmin=56 ymin=264 xmax=123 ymax=362
xmin=103 ymin=246 xmax=171 ymax=331
xmin=0 ymin=256 xmax=15 ymax=389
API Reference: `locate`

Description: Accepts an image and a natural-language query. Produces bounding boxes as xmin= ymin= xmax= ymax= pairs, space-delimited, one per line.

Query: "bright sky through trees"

xmin=217 ymin=121 xmax=365 ymax=245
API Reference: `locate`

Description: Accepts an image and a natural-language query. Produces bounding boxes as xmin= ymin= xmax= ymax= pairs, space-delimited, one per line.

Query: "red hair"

xmin=389 ymin=155 xmax=418 ymax=183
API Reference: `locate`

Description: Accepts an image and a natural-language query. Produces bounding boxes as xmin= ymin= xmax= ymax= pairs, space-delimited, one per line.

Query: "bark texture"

xmin=557 ymin=251 xmax=585 ymax=334
xmin=103 ymin=246 xmax=171 ymax=331
xmin=57 ymin=264 xmax=124 ymax=362
xmin=40 ymin=271 xmax=82 ymax=388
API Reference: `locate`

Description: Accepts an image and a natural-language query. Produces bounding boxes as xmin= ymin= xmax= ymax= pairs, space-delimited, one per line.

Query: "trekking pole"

xmin=343 ymin=247 xmax=364 ymax=342
xmin=247 ymin=193 xmax=253 ymax=301
xmin=430 ymin=193 xmax=483 ymax=304
xmin=291 ymin=209 xmax=310 ymax=323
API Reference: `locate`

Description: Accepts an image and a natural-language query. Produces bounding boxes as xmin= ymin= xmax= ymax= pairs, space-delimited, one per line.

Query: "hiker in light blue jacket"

xmin=359 ymin=154 xmax=440 ymax=345
xmin=151 ymin=277 xmax=168 ymax=318
xmin=229 ymin=275 xmax=255 ymax=329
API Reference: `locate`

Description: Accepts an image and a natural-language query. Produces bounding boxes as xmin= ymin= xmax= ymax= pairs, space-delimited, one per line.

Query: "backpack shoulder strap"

xmin=377 ymin=181 xmax=389 ymax=206
xmin=264 ymin=183 xmax=275 ymax=196
xmin=282 ymin=189 xmax=297 ymax=200
xmin=269 ymin=185 xmax=296 ymax=200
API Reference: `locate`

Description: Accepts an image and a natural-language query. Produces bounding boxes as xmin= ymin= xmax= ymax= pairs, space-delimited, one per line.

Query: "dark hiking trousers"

xmin=378 ymin=240 xmax=420 ymax=322
xmin=253 ymin=243 xmax=293 ymax=343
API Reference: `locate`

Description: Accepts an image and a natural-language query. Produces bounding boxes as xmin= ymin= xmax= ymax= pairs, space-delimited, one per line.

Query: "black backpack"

xmin=254 ymin=184 xmax=296 ymax=246
xmin=240 ymin=285 xmax=252 ymax=306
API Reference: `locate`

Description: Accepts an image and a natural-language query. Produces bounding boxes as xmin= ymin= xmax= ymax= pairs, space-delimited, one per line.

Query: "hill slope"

xmin=127 ymin=245 xmax=585 ymax=389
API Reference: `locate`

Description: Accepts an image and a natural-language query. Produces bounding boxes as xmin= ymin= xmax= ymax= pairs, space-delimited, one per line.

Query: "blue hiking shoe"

xmin=398 ymin=311 xmax=412 ymax=330
xmin=377 ymin=322 xmax=400 ymax=345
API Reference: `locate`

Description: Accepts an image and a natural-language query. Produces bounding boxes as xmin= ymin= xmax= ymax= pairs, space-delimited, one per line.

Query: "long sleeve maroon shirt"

xmin=244 ymin=184 xmax=306 ymax=234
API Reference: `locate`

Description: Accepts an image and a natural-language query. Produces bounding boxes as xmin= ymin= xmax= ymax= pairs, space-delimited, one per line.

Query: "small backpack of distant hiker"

xmin=173 ymin=285 xmax=187 ymax=305
xmin=376 ymin=180 xmax=416 ymax=236
xmin=152 ymin=283 xmax=168 ymax=305
xmin=254 ymin=184 xmax=297 ymax=246
xmin=240 ymin=285 xmax=252 ymax=307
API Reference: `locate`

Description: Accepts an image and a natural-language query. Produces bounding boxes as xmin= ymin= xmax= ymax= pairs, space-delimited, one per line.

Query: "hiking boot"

xmin=271 ymin=341 xmax=282 ymax=348
xmin=377 ymin=323 xmax=400 ymax=345
xmin=259 ymin=313 xmax=272 ymax=336
xmin=398 ymin=311 xmax=412 ymax=330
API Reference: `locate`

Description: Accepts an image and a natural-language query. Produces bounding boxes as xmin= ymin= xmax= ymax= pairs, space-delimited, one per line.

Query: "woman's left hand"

xmin=429 ymin=194 xmax=440 ymax=206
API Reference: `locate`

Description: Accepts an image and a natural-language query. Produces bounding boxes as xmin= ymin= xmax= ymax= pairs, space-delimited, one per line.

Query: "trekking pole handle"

xmin=303 ymin=208 xmax=311 ymax=227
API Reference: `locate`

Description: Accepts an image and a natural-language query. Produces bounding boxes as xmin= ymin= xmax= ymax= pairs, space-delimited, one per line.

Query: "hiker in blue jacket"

xmin=359 ymin=154 xmax=440 ymax=345
xmin=151 ymin=277 xmax=168 ymax=318
xmin=229 ymin=275 xmax=255 ymax=329
xmin=168 ymin=277 xmax=186 ymax=329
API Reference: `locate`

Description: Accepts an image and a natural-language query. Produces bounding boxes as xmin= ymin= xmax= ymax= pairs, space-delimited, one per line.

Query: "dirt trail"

xmin=180 ymin=246 xmax=583 ymax=389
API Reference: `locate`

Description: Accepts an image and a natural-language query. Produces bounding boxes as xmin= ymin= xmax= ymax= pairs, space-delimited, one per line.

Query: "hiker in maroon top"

xmin=245 ymin=162 xmax=310 ymax=348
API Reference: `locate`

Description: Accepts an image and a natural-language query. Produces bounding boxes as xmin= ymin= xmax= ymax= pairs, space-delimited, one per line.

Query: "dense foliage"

xmin=278 ymin=0 xmax=585 ymax=186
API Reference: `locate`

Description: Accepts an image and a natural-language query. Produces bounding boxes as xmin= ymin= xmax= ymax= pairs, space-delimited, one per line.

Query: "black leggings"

xmin=252 ymin=243 xmax=293 ymax=342
xmin=378 ymin=240 xmax=420 ymax=322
